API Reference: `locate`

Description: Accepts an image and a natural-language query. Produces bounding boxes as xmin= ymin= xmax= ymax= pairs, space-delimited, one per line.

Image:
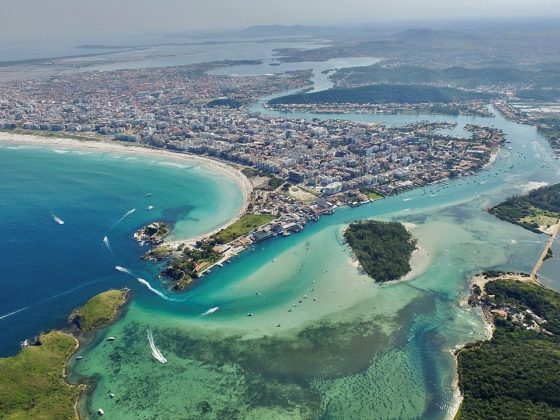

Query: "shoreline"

xmin=0 ymin=289 xmax=130 ymax=420
xmin=0 ymin=132 xmax=253 ymax=244
xmin=449 ymin=271 xmax=538 ymax=419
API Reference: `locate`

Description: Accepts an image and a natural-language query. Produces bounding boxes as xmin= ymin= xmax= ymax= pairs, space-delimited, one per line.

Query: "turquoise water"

xmin=63 ymin=108 xmax=560 ymax=419
xmin=0 ymin=144 xmax=243 ymax=356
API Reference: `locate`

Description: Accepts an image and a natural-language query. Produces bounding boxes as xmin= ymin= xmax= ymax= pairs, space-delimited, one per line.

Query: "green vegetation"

xmin=0 ymin=332 xmax=80 ymax=419
xmin=270 ymin=84 xmax=495 ymax=105
xmin=359 ymin=187 xmax=383 ymax=201
xmin=332 ymin=65 xmax=560 ymax=92
xmin=536 ymin=119 xmax=560 ymax=151
xmin=457 ymin=280 xmax=560 ymax=419
xmin=71 ymin=289 xmax=128 ymax=332
xmin=488 ymin=183 xmax=560 ymax=233
xmin=206 ymin=98 xmax=243 ymax=108
xmin=241 ymin=168 xmax=285 ymax=190
xmin=214 ymin=214 xmax=276 ymax=244
xmin=0 ymin=290 xmax=128 ymax=419
xmin=344 ymin=220 xmax=416 ymax=282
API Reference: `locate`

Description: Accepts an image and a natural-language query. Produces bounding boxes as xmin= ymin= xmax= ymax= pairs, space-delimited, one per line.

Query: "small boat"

xmin=107 ymin=336 xmax=116 ymax=341
xmin=201 ymin=307 xmax=219 ymax=316
xmin=247 ymin=312 xmax=254 ymax=317
xmin=146 ymin=205 xmax=155 ymax=211
xmin=52 ymin=214 xmax=64 ymax=225
xmin=145 ymin=193 xmax=152 ymax=197
xmin=76 ymin=356 xmax=83 ymax=360
xmin=109 ymin=393 xmax=115 ymax=399
xmin=97 ymin=408 xmax=105 ymax=416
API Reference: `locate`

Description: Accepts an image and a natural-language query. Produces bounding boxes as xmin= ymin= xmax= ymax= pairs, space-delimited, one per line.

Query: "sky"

xmin=1 ymin=0 xmax=559 ymax=41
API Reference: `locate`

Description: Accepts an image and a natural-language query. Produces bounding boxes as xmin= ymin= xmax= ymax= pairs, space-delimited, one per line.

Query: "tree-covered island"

xmin=344 ymin=220 xmax=417 ymax=282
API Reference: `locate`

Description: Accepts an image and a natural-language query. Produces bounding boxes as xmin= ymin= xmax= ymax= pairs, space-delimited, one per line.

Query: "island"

xmin=344 ymin=220 xmax=417 ymax=282
xmin=0 ymin=289 xmax=129 ymax=419
xmin=134 ymin=221 xmax=170 ymax=246
xmin=488 ymin=183 xmax=560 ymax=234
xmin=456 ymin=273 xmax=560 ymax=418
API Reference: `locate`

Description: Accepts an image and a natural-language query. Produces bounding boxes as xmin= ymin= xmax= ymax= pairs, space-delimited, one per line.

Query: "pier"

xmin=531 ymin=219 xmax=560 ymax=281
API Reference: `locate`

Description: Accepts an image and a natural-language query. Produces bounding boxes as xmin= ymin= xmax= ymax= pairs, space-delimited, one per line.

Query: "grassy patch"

xmin=215 ymin=214 xmax=276 ymax=243
xmin=359 ymin=188 xmax=383 ymax=200
xmin=71 ymin=289 xmax=128 ymax=332
xmin=0 ymin=331 xmax=81 ymax=419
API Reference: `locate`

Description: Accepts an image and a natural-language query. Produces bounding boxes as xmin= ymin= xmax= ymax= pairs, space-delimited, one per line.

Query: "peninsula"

xmin=488 ymin=183 xmax=560 ymax=234
xmin=0 ymin=289 xmax=129 ymax=419
xmin=456 ymin=273 xmax=560 ymax=418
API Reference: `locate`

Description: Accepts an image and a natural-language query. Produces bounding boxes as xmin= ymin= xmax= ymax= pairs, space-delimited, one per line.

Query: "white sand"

xmin=0 ymin=133 xmax=253 ymax=243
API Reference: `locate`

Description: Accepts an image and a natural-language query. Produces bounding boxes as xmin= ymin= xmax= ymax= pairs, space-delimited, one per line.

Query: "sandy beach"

xmin=0 ymin=132 xmax=253 ymax=243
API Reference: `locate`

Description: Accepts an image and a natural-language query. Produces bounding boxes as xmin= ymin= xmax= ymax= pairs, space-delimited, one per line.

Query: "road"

xmin=531 ymin=219 xmax=560 ymax=281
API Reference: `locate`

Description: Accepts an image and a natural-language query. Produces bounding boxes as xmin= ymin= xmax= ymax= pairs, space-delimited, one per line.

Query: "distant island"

xmin=344 ymin=220 xmax=417 ymax=282
xmin=269 ymin=84 xmax=495 ymax=105
xmin=457 ymin=273 xmax=560 ymax=418
xmin=0 ymin=289 xmax=129 ymax=419
xmin=488 ymin=183 xmax=560 ymax=234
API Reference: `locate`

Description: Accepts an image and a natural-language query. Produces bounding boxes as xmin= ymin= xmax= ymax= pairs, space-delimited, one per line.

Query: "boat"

xmin=76 ymin=356 xmax=83 ymax=360
xmin=146 ymin=205 xmax=155 ymax=211
xmin=201 ymin=307 xmax=219 ymax=316
xmin=52 ymin=214 xmax=64 ymax=225
xmin=97 ymin=408 xmax=105 ymax=416
xmin=107 ymin=336 xmax=116 ymax=341
xmin=247 ymin=312 xmax=254 ymax=317
xmin=145 ymin=193 xmax=152 ymax=197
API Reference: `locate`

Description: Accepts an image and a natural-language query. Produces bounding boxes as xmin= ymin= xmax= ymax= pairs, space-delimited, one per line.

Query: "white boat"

xmin=201 ymin=306 xmax=219 ymax=316
xmin=146 ymin=205 xmax=155 ymax=211
xmin=107 ymin=336 xmax=116 ymax=341
xmin=145 ymin=193 xmax=152 ymax=197
xmin=97 ymin=408 xmax=105 ymax=416
xmin=52 ymin=214 xmax=64 ymax=225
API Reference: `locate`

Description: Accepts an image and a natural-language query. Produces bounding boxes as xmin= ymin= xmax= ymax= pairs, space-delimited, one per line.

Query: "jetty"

xmin=531 ymin=218 xmax=560 ymax=281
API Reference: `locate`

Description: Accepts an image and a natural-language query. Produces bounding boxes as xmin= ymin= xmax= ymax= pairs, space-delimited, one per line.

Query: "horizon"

xmin=1 ymin=0 xmax=560 ymax=42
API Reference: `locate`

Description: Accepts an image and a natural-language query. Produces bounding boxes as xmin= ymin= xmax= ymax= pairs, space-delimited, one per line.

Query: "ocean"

xmin=61 ymin=109 xmax=560 ymax=419
xmin=1 ymin=56 xmax=560 ymax=418
xmin=0 ymin=144 xmax=243 ymax=356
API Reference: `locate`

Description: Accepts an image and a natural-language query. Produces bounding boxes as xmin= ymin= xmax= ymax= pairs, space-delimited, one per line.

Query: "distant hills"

xmin=239 ymin=25 xmax=336 ymax=37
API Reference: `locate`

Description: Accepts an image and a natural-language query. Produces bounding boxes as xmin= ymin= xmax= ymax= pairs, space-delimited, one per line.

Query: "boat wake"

xmin=136 ymin=278 xmax=181 ymax=302
xmin=115 ymin=266 xmax=135 ymax=276
xmin=110 ymin=208 xmax=136 ymax=230
xmin=201 ymin=307 xmax=219 ymax=316
xmin=0 ymin=306 xmax=31 ymax=321
xmin=147 ymin=329 xmax=167 ymax=364
xmin=0 ymin=279 xmax=102 ymax=323
xmin=103 ymin=236 xmax=113 ymax=253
